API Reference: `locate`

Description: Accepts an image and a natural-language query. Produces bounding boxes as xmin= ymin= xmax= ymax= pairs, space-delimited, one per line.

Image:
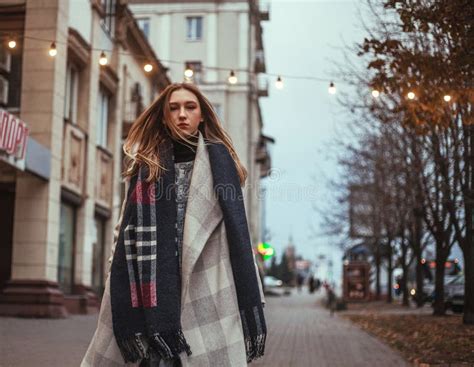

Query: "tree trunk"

xmin=413 ymin=208 xmax=425 ymax=307
xmin=375 ymin=243 xmax=381 ymax=300
xmin=387 ymin=244 xmax=393 ymax=303
xmin=415 ymin=249 xmax=424 ymax=307
xmin=401 ymin=246 xmax=409 ymax=307
xmin=463 ymin=124 xmax=474 ymax=324
xmin=433 ymin=248 xmax=448 ymax=316
xmin=463 ymin=243 xmax=474 ymax=323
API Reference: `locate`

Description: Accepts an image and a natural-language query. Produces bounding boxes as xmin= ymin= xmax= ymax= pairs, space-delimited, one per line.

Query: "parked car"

xmin=264 ymin=275 xmax=283 ymax=289
xmin=445 ymin=275 xmax=464 ymax=313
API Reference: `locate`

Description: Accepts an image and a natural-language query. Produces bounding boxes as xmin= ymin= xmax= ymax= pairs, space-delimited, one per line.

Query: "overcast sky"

xmin=259 ymin=0 xmax=364 ymax=281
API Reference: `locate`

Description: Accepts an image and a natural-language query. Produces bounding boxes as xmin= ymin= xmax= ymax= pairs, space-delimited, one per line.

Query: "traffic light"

xmin=257 ymin=242 xmax=275 ymax=261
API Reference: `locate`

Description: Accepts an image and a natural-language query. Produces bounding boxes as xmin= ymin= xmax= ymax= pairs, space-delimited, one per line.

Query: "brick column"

xmin=0 ymin=0 xmax=69 ymax=318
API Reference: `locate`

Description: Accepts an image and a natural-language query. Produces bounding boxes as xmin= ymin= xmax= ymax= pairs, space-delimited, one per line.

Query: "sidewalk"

xmin=253 ymin=291 xmax=408 ymax=367
xmin=0 ymin=291 xmax=408 ymax=367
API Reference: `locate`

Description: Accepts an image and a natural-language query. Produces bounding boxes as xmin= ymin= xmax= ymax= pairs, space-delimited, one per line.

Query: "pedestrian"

xmin=296 ymin=273 xmax=304 ymax=293
xmin=308 ymin=274 xmax=315 ymax=294
xmin=82 ymin=83 xmax=267 ymax=367
xmin=326 ymin=287 xmax=336 ymax=317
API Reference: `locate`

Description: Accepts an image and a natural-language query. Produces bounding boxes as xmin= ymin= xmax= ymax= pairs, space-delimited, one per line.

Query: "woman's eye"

xmin=186 ymin=105 xmax=196 ymax=109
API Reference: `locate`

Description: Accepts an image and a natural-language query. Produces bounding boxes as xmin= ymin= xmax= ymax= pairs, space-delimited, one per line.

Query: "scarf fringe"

xmin=245 ymin=333 xmax=267 ymax=363
xmin=240 ymin=306 xmax=267 ymax=363
xmin=116 ymin=333 xmax=148 ymax=363
xmin=116 ymin=330 xmax=192 ymax=363
xmin=149 ymin=329 xmax=192 ymax=360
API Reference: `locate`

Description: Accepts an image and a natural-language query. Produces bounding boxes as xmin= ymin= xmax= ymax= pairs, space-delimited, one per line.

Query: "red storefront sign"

xmin=0 ymin=108 xmax=29 ymax=161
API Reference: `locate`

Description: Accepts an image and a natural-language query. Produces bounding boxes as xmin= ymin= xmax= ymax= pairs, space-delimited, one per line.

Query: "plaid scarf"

xmin=110 ymin=133 xmax=266 ymax=364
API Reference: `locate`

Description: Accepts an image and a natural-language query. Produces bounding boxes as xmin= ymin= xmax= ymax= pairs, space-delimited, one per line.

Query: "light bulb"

xmin=407 ymin=91 xmax=415 ymax=100
xmin=144 ymin=63 xmax=153 ymax=72
xmin=184 ymin=68 xmax=194 ymax=78
xmin=8 ymin=40 xmax=16 ymax=49
xmin=328 ymin=82 xmax=336 ymax=95
xmin=371 ymin=89 xmax=380 ymax=98
xmin=228 ymin=70 xmax=237 ymax=85
xmin=99 ymin=51 xmax=108 ymax=66
xmin=48 ymin=42 xmax=57 ymax=57
xmin=275 ymin=76 xmax=284 ymax=90
xmin=443 ymin=95 xmax=451 ymax=102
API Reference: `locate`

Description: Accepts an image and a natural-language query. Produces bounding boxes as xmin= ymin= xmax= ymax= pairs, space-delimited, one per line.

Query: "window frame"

xmin=64 ymin=63 xmax=79 ymax=124
xmin=137 ymin=18 xmax=150 ymax=39
xmin=100 ymin=0 xmax=116 ymax=37
xmin=185 ymin=61 xmax=203 ymax=83
xmin=186 ymin=16 xmax=203 ymax=41
xmin=96 ymin=85 xmax=110 ymax=148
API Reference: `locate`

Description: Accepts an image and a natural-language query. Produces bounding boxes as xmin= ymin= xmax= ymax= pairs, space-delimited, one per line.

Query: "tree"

xmin=356 ymin=0 xmax=473 ymax=321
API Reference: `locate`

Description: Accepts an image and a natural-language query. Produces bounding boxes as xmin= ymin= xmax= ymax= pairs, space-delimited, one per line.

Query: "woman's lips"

xmin=178 ymin=123 xmax=189 ymax=128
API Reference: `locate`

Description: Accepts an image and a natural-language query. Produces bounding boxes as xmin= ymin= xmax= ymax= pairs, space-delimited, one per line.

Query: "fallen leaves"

xmin=343 ymin=313 xmax=474 ymax=364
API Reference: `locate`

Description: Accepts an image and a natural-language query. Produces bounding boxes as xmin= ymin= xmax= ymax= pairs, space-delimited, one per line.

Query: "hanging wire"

xmin=0 ymin=32 xmax=342 ymax=85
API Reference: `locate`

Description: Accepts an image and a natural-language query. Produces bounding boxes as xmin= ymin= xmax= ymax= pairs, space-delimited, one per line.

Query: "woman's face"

xmin=168 ymin=88 xmax=203 ymax=136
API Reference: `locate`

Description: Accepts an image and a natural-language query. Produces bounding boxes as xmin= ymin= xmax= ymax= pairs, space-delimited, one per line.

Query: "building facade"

xmin=0 ymin=0 xmax=169 ymax=317
xmin=129 ymin=0 xmax=273 ymax=249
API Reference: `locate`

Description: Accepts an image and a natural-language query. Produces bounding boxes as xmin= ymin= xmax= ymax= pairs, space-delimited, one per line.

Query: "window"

xmin=92 ymin=216 xmax=106 ymax=295
xmin=185 ymin=61 xmax=203 ymax=83
xmin=64 ymin=64 xmax=79 ymax=123
xmin=58 ymin=202 xmax=76 ymax=294
xmin=100 ymin=0 xmax=116 ymax=36
xmin=0 ymin=42 xmax=22 ymax=109
xmin=137 ymin=18 xmax=150 ymax=39
xmin=97 ymin=86 xmax=110 ymax=148
xmin=186 ymin=16 xmax=203 ymax=41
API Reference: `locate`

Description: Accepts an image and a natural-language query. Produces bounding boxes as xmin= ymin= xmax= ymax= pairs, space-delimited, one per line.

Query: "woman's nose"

xmin=179 ymin=107 xmax=187 ymax=118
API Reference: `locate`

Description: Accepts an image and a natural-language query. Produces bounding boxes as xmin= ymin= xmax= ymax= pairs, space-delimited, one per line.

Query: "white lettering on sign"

xmin=0 ymin=108 xmax=29 ymax=160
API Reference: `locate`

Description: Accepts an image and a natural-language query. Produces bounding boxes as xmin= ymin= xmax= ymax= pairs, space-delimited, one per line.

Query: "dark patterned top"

xmin=174 ymin=160 xmax=194 ymax=270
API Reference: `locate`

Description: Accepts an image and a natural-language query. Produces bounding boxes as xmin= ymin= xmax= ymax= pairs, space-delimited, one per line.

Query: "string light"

xmin=228 ymin=70 xmax=237 ymax=84
xmin=0 ymin=34 xmax=462 ymax=100
xmin=328 ymin=81 xmax=336 ymax=95
xmin=184 ymin=67 xmax=194 ymax=78
xmin=144 ymin=63 xmax=153 ymax=72
xmin=275 ymin=75 xmax=284 ymax=90
xmin=48 ymin=42 xmax=57 ymax=57
xmin=0 ymin=34 xmax=349 ymax=89
xmin=99 ymin=51 xmax=108 ymax=66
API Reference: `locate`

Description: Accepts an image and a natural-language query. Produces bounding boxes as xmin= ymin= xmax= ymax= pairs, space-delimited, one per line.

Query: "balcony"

xmin=257 ymin=77 xmax=269 ymax=97
xmin=254 ymin=50 xmax=266 ymax=73
xmin=256 ymin=134 xmax=275 ymax=178
xmin=259 ymin=3 xmax=270 ymax=21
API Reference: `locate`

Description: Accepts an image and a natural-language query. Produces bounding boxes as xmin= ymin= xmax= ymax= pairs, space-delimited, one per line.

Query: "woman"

xmin=82 ymin=83 xmax=267 ymax=367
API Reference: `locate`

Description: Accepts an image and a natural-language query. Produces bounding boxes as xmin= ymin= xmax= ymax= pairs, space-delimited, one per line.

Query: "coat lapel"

xmin=181 ymin=132 xmax=224 ymax=300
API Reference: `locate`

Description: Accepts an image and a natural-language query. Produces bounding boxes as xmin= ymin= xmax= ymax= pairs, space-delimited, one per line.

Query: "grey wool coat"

xmin=81 ymin=132 xmax=265 ymax=367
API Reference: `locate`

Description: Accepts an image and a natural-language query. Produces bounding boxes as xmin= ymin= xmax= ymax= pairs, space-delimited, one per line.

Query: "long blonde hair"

xmin=123 ymin=83 xmax=247 ymax=185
